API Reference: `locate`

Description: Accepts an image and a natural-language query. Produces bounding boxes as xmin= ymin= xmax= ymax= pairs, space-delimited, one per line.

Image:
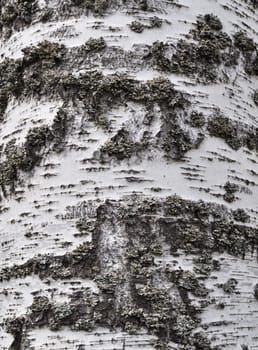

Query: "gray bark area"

xmin=0 ymin=0 xmax=258 ymax=349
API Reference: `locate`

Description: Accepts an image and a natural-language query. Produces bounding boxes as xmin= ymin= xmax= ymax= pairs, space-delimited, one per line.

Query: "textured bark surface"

xmin=0 ymin=0 xmax=258 ymax=349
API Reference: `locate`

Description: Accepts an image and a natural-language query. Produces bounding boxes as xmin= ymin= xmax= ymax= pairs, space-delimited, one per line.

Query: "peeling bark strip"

xmin=0 ymin=0 xmax=258 ymax=350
